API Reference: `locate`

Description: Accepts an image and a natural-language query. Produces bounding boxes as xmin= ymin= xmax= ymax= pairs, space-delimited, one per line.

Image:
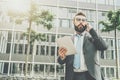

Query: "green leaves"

xmin=23 ymin=29 xmax=46 ymax=44
xmin=99 ymin=21 xmax=113 ymax=32
xmin=99 ymin=9 xmax=120 ymax=32
xmin=15 ymin=18 xmax=23 ymax=24
xmin=35 ymin=10 xmax=54 ymax=30
xmin=117 ymin=25 xmax=120 ymax=30
xmin=99 ymin=9 xmax=120 ymax=80
xmin=107 ymin=10 xmax=113 ymax=21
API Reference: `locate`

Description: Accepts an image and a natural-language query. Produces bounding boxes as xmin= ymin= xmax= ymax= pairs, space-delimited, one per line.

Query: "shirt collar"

xmin=74 ymin=31 xmax=86 ymax=36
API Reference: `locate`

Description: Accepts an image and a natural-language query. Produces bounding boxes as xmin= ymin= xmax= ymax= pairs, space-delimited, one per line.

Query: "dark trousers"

xmin=73 ymin=71 xmax=95 ymax=80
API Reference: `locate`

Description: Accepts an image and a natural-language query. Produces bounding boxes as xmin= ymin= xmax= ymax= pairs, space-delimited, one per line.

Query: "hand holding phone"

xmin=83 ymin=23 xmax=93 ymax=32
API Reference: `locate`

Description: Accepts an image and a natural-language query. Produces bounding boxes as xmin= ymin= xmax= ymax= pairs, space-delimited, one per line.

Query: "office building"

xmin=0 ymin=0 xmax=120 ymax=80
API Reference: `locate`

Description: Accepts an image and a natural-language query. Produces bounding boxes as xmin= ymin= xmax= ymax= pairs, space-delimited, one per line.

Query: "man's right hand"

xmin=58 ymin=47 xmax=67 ymax=60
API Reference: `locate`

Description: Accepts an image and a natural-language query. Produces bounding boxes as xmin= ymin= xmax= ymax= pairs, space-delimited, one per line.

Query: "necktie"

xmin=73 ymin=35 xmax=81 ymax=69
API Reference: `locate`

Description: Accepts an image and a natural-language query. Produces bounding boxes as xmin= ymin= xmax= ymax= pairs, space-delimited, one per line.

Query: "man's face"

xmin=73 ymin=15 xmax=87 ymax=33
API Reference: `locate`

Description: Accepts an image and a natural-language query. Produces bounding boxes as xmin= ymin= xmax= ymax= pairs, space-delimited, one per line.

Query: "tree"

xmin=8 ymin=1 xmax=54 ymax=80
xmin=99 ymin=9 xmax=120 ymax=79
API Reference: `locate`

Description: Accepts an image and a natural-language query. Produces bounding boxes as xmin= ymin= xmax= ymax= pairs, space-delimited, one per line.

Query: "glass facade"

xmin=0 ymin=0 xmax=120 ymax=80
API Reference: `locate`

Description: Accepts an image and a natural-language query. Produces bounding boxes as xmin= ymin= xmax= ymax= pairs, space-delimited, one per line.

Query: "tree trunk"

xmin=25 ymin=19 xmax=32 ymax=80
xmin=114 ymin=28 xmax=119 ymax=79
xmin=31 ymin=40 xmax=37 ymax=77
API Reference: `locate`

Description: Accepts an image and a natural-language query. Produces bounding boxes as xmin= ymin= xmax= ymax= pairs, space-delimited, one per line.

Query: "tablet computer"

xmin=56 ymin=36 xmax=76 ymax=56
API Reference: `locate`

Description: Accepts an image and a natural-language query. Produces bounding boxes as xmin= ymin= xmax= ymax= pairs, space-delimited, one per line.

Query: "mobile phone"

xmin=82 ymin=25 xmax=87 ymax=30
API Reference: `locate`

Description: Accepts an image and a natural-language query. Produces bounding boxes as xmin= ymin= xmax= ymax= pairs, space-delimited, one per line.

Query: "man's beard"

xmin=74 ymin=25 xmax=87 ymax=33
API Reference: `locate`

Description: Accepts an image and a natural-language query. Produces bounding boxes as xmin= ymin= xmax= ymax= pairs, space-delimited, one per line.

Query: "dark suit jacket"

xmin=57 ymin=29 xmax=107 ymax=80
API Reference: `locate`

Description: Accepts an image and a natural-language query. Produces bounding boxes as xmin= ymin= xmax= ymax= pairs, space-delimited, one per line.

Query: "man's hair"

xmin=75 ymin=12 xmax=86 ymax=17
xmin=73 ymin=12 xmax=86 ymax=21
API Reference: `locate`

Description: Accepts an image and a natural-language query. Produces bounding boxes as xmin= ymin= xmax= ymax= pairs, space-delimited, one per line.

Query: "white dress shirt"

xmin=73 ymin=33 xmax=88 ymax=72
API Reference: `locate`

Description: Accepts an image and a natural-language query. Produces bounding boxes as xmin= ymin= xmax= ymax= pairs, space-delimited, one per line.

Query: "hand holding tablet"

xmin=56 ymin=36 xmax=76 ymax=56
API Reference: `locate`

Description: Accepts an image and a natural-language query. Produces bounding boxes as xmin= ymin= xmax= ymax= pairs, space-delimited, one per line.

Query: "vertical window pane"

xmin=7 ymin=31 xmax=12 ymax=42
xmin=101 ymin=67 xmax=105 ymax=77
xmin=116 ymin=0 xmax=120 ymax=6
xmin=98 ymin=0 xmax=105 ymax=4
xmin=60 ymin=19 xmax=69 ymax=28
xmin=59 ymin=8 xmax=68 ymax=18
xmin=110 ymin=68 xmax=114 ymax=77
xmin=6 ymin=43 xmax=11 ymax=54
xmin=51 ymin=46 xmax=55 ymax=56
xmin=51 ymin=34 xmax=55 ymax=42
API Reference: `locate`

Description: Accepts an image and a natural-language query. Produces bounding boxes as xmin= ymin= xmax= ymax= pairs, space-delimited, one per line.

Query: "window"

xmin=98 ymin=11 xmax=107 ymax=21
xmin=110 ymin=39 xmax=114 ymax=47
xmin=68 ymin=8 xmax=77 ymax=19
xmin=29 ymin=44 xmax=33 ymax=54
xmin=15 ymin=32 xmax=19 ymax=40
xmin=41 ymin=45 xmax=45 ymax=55
xmin=6 ymin=43 xmax=11 ymax=54
xmin=7 ymin=31 xmax=12 ymax=42
xmin=46 ymin=46 xmax=49 ymax=55
xmin=60 ymin=19 xmax=70 ymax=28
xmin=118 ymin=39 xmax=120 ymax=49
xmin=51 ymin=46 xmax=55 ymax=56
xmin=106 ymin=68 xmax=109 ymax=77
xmin=111 ymin=50 xmax=114 ymax=59
xmin=34 ymin=64 xmax=39 ymax=72
xmin=100 ymin=50 xmax=105 ymax=59
xmin=78 ymin=0 xmax=86 ymax=2
xmin=98 ymin=0 xmax=105 ymax=4
xmin=90 ymin=11 xmax=95 ymax=21
xmin=51 ymin=34 xmax=56 ymax=42
xmin=50 ymin=65 xmax=55 ymax=72
xmin=53 ymin=18 xmax=60 ymax=27
xmin=106 ymin=0 xmax=114 ymax=5
xmin=106 ymin=38 xmax=114 ymax=49
xmin=3 ymin=63 xmax=9 ymax=73
xmin=59 ymin=8 xmax=68 ymax=18
xmin=46 ymin=34 xmax=56 ymax=42
xmin=46 ymin=46 xmax=55 ymax=56
xmin=116 ymin=0 xmax=120 ymax=6
xmin=110 ymin=68 xmax=114 ymax=77
xmin=19 ymin=63 xmax=23 ymax=73
xmin=98 ymin=11 xmax=107 ymax=31
xmin=106 ymin=50 xmax=115 ymax=60
xmin=0 ymin=31 xmax=8 ymax=53
xmin=24 ymin=44 xmax=28 ymax=54
xmin=91 ymin=0 xmax=95 ymax=3
xmin=89 ymin=21 xmax=96 ymax=30
xmin=40 ymin=64 xmax=44 ymax=72
xmin=40 ymin=6 xmax=57 ymax=17
xmin=101 ymin=67 xmax=105 ymax=77
xmin=106 ymin=67 xmax=115 ymax=77
xmin=56 ymin=65 xmax=65 ymax=74
xmin=36 ymin=45 xmax=39 ymax=55
xmin=14 ymin=44 xmax=24 ymax=54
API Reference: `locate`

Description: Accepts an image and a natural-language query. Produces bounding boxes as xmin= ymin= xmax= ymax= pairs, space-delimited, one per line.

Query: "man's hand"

xmin=86 ymin=23 xmax=93 ymax=32
xmin=83 ymin=22 xmax=93 ymax=32
xmin=58 ymin=47 xmax=67 ymax=60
